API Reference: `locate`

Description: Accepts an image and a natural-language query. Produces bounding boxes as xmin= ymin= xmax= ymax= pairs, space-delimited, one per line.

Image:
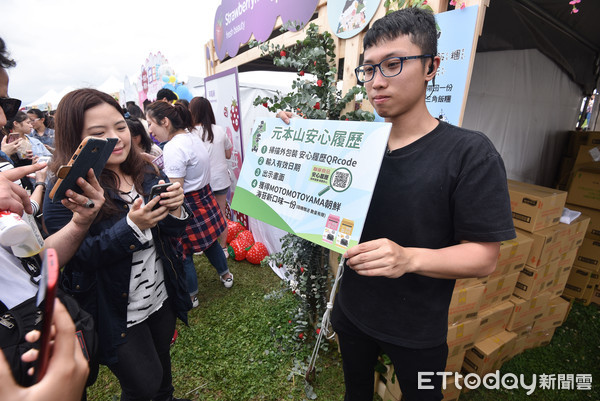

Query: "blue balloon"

xmin=175 ymin=85 xmax=193 ymax=102
xmin=162 ymin=75 xmax=169 ymax=83
xmin=162 ymin=83 xmax=176 ymax=91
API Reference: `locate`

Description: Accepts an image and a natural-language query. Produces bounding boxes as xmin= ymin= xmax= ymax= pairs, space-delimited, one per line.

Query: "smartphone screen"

xmin=7 ymin=133 xmax=20 ymax=143
xmin=149 ymin=183 xmax=171 ymax=210
xmin=35 ymin=248 xmax=59 ymax=382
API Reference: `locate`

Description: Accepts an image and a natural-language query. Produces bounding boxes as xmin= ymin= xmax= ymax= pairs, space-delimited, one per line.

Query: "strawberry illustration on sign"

xmin=246 ymin=242 xmax=269 ymax=264
xmin=228 ymin=238 xmax=247 ymax=261
xmin=223 ymin=106 xmax=228 ymax=118
xmin=230 ymin=99 xmax=240 ymax=131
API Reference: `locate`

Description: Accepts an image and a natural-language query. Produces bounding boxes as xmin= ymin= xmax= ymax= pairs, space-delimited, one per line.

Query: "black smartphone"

xmin=149 ymin=183 xmax=171 ymax=210
xmin=49 ymin=137 xmax=117 ymax=202
xmin=35 ymin=248 xmax=59 ymax=382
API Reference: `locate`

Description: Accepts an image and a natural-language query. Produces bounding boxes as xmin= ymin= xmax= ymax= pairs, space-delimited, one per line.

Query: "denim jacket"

xmin=43 ymin=169 xmax=192 ymax=365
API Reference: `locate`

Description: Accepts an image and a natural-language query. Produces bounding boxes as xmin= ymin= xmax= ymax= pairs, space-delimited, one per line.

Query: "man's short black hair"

xmin=363 ymin=7 xmax=437 ymax=58
xmin=156 ymin=88 xmax=178 ymax=102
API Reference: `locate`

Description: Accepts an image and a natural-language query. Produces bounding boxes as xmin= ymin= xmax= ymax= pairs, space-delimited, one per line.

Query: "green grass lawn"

xmin=86 ymin=256 xmax=599 ymax=400
xmin=86 ymin=255 xmax=345 ymax=401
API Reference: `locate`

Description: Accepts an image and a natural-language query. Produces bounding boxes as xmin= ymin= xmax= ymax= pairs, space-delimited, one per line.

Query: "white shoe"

xmin=220 ymin=273 xmax=234 ymax=288
xmin=191 ymin=296 xmax=199 ymax=308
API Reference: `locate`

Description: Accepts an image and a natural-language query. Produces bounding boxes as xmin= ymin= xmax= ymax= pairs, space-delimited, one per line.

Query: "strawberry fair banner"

xmin=231 ymin=118 xmax=391 ymax=252
xmin=204 ymin=68 xmax=246 ymax=225
xmin=213 ymin=0 xmax=319 ymax=61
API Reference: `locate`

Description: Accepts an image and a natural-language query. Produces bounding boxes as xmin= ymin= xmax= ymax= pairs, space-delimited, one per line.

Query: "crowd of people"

xmin=0 ymin=6 xmax=516 ymax=401
xmin=1 ymin=34 xmax=234 ymax=401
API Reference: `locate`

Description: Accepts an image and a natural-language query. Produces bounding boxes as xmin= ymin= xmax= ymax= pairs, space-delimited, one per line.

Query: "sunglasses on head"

xmin=0 ymin=97 xmax=22 ymax=120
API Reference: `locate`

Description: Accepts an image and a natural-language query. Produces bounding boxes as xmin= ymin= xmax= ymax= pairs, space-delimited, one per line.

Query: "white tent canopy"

xmin=26 ymin=89 xmax=59 ymax=109
xmin=96 ymin=75 xmax=124 ymax=95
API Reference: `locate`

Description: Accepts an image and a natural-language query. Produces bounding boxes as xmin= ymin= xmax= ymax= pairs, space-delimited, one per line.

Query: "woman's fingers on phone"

xmin=20 ymin=347 xmax=40 ymax=364
xmin=24 ymin=329 xmax=41 ymax=343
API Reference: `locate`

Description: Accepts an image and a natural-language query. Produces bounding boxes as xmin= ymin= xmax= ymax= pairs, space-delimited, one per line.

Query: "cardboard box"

xmin=573 ymin=145 xmax=600 ymax=170
xmin=565 ymin=130 xmax=589 ymax=157
xmin=555 ymin=156 xmax=575 ymax=190
xmin=508 ymin=180 xmax=567 ymax=232
xmin=510 ymin=335 xmax=528 ymax=359
xmin=506 ymin=291 xmax=551 ymax=330
xmin=574 ymin=237 xmax=600 ymax=272
xmin=448 ymin=285 xmax=485 ymax=325
xmin=524 ymin=328 xmax=556 ymax=350
xmin=447 ymin=318 xmax=480 ymax=357
xmin=445 ymin=350 xmax=466 ymax=374
xmin=525 ymin=215 xmax=590 ymax=268
xmin=454 ymin=276 xmax=487 ymax=289
xmin=567 ymin=168 xmax=600 ymax=210
xmin=566 ymin=204 xmax=600 ymax=241
xmin=380 ymin=372 xmax=402 ymax=401
xmin=531 ymin=296 xmax=570 ymax=333
xmin=545 ymin=265 xmax=572 ymax=298
xmin=589 ymin=285 xmax=600 ymax=306
xmin=493 ymin=231 xmax=534 ymax=277
xmin=586 ymin=131 xmax=600 ymax=146
xmin=463 ymin=330 xmax=517 ymax=376
xmin=477 ymin=301 xmax=513 ymax=342
xmin=480 ymin=271 xmax=520 ymax=310
xmin=442 ymin=376 xmax=461 ymax=401
xmin=563 ymin=266 xmax=592 ymax=298
xmin=513 ymin=261 xmax=559 ymax=300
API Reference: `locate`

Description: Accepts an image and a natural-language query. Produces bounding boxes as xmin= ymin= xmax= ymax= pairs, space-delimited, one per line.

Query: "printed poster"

xmin=205 ymin=68 xmax=246 ymax=224
xmin=327 ymin=0 xmax=379 ymax=39
xmin=231 ymin=118 xmax=391 ymax=252
xmin=426 ymin=5 xmax=479 ymax=126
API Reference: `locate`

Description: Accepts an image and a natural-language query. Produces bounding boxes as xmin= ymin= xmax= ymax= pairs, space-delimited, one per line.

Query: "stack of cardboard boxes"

xmin=374 ymin=178 xmax=591 ymax=401
xmin=554 ymin=130 xmax=600 ymax=305
xmin=452 ymin=180 xmax=587 ymax=400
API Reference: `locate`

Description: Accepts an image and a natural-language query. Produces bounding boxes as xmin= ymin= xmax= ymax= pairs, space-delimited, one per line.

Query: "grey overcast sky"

xmin=2 ymin=0 xmax=221 ymax=104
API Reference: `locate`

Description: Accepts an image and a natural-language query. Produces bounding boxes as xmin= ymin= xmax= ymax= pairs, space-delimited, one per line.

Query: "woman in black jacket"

xmin=44 ymin=88 xmax=192 ymax=401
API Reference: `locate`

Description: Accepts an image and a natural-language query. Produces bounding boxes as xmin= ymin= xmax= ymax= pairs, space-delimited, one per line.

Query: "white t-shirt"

xmin=0 ymin=246 xmax=38 ymax=309
xmin=163 ymin=131 xmax=211 ymax=193
xmin=192 ymin=124 xmax=232 ymax=192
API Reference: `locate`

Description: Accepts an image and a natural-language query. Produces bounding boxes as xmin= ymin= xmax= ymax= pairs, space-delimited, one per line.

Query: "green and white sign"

xmin=231 ymin=118 xmax=390 ymax=252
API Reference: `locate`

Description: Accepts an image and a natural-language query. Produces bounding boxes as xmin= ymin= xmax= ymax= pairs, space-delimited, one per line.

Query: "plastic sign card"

xmin=231 ymin=118 xmax=391 ymax=252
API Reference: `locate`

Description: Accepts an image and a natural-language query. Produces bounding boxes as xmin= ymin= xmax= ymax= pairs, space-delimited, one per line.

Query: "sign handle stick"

xmin=305 ymin=256 xmax=345 ymax=381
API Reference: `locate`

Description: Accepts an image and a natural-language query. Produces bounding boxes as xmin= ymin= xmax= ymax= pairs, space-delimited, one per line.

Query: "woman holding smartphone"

xmin=3 ymin=111 xmax=52 ymax=166
xmin=145 ymin=101 xmax=231 ymax=309
xmin=43 ymin=88 xmax=192 ymax=401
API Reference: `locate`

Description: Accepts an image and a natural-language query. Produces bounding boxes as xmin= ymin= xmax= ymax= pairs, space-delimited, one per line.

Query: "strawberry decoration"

xmin=226 ymin=220 xmax=246 ymax=244
xmin=317 ymin=79 xmax=323 ymax=87
xmin=314 ymin=102 xmax=320 ymax=110
xmin=246 ymin=242 xmax=268 ymax=264
xmin=228 ymin=238 xmax=247 ymax=261
xmin=223 ymin=106 xmax=228 ymax=117
xmin=299 ymin=71 xmax=304 ymax=76
xmin=280 ymin=50 xmax=286 ymax=57
xmin=235 ymin=230 xmax=255 ymax=249
xmin=230 ymin=99 xmax=240 ymax=132
xmin=262 ymin=102 xmax=268 ymax=108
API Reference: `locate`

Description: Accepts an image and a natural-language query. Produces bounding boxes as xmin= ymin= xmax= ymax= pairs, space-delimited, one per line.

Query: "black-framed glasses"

xmin=0 ymin=97 xmax=22 ymax=120
xmin=355 ymin=55 xmax=433 ymax=83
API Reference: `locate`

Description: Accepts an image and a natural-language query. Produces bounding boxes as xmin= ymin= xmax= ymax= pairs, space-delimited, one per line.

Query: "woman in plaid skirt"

xmin=146 ymin=101 xmax=232 ymax=308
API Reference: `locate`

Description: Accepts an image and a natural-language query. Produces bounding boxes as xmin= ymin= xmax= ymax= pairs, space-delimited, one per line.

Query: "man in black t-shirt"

xmin=331 ymin=8 xmax=516 ymax=401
